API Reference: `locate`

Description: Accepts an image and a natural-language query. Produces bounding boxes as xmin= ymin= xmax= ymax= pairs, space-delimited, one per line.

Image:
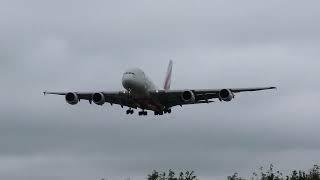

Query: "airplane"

xmin=44 ymin=60 xmax=276 ymax=116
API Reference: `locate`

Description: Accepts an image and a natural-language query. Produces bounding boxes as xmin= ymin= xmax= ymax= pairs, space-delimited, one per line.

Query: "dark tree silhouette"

xmin=168 ymin=169 xmax=178 ymax=180
xmin=147 ymin=165 xmax=319 ymax=180
xmin=227 ymin=172 xmax=245 ymax=180
xmin=148 ymin=170 xmax=159 ymax=180
xmin=147 ymin=170 xmax=198 ymax=180
xmin=230 ymin=164 xmax=320 ymax=180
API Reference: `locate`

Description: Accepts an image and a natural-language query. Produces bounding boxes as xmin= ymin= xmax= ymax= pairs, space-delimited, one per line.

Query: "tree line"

xmin=147 ymin=164 xmax=320 ymax=180
xmin=147 ymin=170 xmax=197 ymax=180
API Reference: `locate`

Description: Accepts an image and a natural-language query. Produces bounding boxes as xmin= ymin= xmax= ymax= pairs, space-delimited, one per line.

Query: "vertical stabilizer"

xmin=163 ymin=60 xmax=173 ymax=90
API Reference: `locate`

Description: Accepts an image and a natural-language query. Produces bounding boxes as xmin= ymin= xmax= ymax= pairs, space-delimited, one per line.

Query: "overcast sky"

xmin=0 ymin=0 xmax=320 ymax=179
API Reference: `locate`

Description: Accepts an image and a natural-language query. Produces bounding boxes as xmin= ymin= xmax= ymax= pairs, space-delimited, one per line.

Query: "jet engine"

xmin=181 ymin=90 xmax=196 ymax=103
xmin=92 ymin=92 xmax=105 ymax=105
xmin=65 ymin=92 xmax=79 ymax=105
xmin=219 ymin=89 xmax=234 ymax=102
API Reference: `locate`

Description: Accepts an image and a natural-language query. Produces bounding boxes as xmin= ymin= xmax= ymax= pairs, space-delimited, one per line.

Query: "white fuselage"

xmin=122 ymin=68 xmax=163 ymax=111
xmin=122 ymin=68 xmax=157 ymax=98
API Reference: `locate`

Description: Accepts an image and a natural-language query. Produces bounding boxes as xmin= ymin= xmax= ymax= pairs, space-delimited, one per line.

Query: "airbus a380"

xmin=44 ymin=61 xmax=276 ymax=116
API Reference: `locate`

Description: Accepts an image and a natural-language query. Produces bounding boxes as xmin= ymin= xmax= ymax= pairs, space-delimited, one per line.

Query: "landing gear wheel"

xmin=163 ymin=109 xmax=172 ymax=114
xmin=126 ymin=109 xmax=134 ymax=115
xmin=139 ymin=111 xmax=147 ymax=116
xmin=154 ymin=111 xmax=164 ymax=116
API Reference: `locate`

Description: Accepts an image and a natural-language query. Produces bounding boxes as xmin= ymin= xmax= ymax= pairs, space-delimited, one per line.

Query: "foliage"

xmin=147 ymin=165 xmax=320 ymax=180
xmin=147 ymin=170 xmax=198 ymax=180
xmin=229 ymin=164 xmax=320 ymax=180
xmin=228 ymin=172 xmax=246 ymax=180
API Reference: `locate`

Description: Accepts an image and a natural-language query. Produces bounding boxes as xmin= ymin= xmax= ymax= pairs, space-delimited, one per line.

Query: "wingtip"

xmin=269 ymin=86 xmax=277 ymax=91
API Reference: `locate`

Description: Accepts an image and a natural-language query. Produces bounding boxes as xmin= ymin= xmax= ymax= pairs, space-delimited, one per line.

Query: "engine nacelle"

xmin=65 ymin=92 xmax=79 ymax=105
xmin=219 ymin=89 xmax=234 ymax=102
xmin=181 ymin=90 xmax=196 ymax=104
xmin=92 ymin=92 xmax=105 ymax=105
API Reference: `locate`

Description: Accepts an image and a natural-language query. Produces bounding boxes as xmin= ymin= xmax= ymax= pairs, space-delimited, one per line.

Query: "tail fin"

xmin=163 ymin=60 xmax=173 ymax=90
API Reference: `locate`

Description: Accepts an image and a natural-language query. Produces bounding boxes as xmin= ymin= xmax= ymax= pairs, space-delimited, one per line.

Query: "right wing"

xmin=150 ymin=86 xmax=276 ymax=108
xmin=44 ymin=91 xmax=138 ymax=108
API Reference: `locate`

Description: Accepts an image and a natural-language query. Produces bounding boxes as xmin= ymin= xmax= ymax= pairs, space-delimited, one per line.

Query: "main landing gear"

xmin=125 ymin=109 xmax=147 ymax=116
xmin=126 ymin=109 xmax=134 ymax=114
xmin=154 ymin=111 xmax=163 ymax=115
xmin=138 ymin=111 xmax=147 ymax=116
xmin=154 ymin=109 xmax=171 ymax=116
xmin=126 ymin=109 xmax=171 ymax=116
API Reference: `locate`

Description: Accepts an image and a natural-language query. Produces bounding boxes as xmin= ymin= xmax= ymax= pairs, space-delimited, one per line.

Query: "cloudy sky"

xmin=1 ymin=0 xmax=320 ymax=179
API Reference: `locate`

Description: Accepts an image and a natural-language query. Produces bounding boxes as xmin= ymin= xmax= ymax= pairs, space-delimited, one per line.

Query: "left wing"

xmin=150 ymin=86 xmax=276 ymax=108
xmin=44 ymin=91 xmax=138 ymax=108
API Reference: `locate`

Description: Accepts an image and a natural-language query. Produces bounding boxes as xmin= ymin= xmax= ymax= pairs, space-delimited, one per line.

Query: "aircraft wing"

xmin=150 ymin=86 xmax=276 ymax=107
xmin=44 ymin=91 xmax=138 ymax=108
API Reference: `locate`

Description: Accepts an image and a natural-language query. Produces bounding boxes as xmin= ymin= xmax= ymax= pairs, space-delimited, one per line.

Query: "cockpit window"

xmin=125 ymin=72 xmax=135 ymax=75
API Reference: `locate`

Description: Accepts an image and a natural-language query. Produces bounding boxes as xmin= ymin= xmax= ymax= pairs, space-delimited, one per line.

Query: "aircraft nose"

xmin=122 ymin=75 xmax=134 ymax=90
